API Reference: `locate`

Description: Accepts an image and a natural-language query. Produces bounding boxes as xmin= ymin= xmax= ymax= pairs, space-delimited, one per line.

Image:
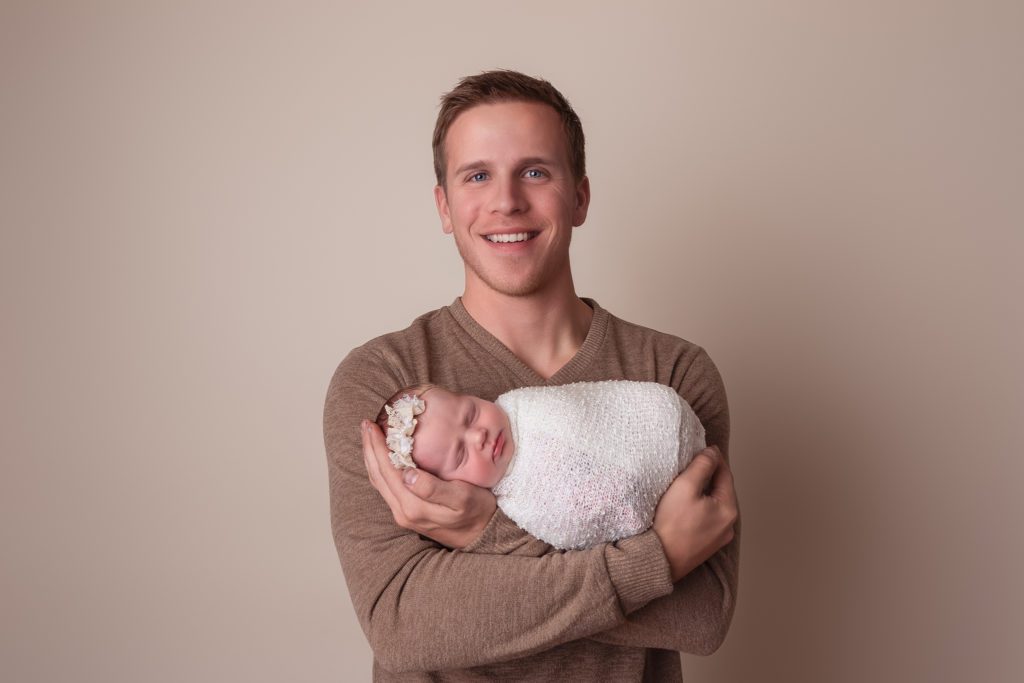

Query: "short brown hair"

xmin=432 ymin=70 xmax=586 ymax=187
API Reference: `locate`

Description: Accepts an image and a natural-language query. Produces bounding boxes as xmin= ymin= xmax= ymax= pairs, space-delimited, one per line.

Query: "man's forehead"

xmin=450 ymin=99 xmax=560 ymax=122
xmin=445 ymin=101 xmax=568 ymax=157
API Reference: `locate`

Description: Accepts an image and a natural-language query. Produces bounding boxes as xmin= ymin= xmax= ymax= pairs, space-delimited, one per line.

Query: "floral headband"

xmin=384 ymin=394 xmax=425 ymax=469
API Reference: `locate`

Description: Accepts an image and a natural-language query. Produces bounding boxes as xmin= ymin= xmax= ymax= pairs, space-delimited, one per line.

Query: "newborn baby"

xmin=376 ymin=380 xmax=706 ymax=550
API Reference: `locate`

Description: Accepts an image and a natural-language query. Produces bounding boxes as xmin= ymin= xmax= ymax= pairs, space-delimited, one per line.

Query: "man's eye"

xmin=469 ymin=172 xmax=488 ymax=182
xmin=525 ymin=169 xmax=546 ymax=179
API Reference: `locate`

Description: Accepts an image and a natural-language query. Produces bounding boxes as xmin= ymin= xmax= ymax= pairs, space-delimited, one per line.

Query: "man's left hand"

xmin=361 ymin=420 xmax=497 ymax=549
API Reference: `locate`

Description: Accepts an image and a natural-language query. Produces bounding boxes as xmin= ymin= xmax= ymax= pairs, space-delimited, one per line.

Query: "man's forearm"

xmin=326 ymin=354 xmax=673 ymax=671
xmin=587 ymin=534 xmax=740 ymax=654
xmin=464 ymin=506 xmax=740 ymax=655
xmin=326 ymin=343 xmax=738 ymax=668
xmin=331 ymin=454 xmax=673 ymax=672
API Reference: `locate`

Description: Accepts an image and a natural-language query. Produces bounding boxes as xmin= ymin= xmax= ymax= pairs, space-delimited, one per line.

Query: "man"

xmin=324 ymin=70 xmax=739 ymax=680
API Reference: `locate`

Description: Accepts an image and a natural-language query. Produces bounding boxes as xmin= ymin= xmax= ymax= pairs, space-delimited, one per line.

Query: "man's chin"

xmin=467 ymin=272 xmax=545 ymax=298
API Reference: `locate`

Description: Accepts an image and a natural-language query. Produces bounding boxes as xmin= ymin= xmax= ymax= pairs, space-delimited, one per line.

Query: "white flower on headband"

xmin=384 ymin=394 xmax=425 ymax=469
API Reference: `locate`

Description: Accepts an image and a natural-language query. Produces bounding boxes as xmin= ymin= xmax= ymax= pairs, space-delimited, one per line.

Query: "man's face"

xmin=412 ymin=389 xmax=514 ymax=488
xmin=434 ymin=101 xmax=590 ymax=298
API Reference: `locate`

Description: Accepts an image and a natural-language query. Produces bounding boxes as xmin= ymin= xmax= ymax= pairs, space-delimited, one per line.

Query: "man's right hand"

xmin=652 ymin=446 xmax=738 ymax=582
xmin=361 ymin=420 xmax=497 ymax=549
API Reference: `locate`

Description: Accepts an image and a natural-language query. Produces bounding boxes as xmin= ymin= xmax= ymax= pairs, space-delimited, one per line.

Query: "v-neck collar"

xmin=446 ymin=297 xmax=610 ymax=387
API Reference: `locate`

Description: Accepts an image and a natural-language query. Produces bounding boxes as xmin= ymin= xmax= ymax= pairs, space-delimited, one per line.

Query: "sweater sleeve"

xmin=325 ymin=347 xmax=675 ymax=673
xmin=462 ymin=350 xmax=739 ymax=656
xmin=588 ymin=347 xmax=740 ymax=655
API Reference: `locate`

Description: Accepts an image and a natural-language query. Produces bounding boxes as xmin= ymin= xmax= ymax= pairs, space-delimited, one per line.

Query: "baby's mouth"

xmin=492 ymin=431 xmax=504 ymax=461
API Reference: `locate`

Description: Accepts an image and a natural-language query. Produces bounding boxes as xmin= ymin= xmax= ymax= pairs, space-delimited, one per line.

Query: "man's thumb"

xmin=684 ymin=447 xmax=720 ymax=487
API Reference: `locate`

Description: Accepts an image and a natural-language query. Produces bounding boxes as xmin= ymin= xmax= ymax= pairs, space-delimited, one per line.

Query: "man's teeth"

xmin=485 ymin=232 xmax=532 ymax=243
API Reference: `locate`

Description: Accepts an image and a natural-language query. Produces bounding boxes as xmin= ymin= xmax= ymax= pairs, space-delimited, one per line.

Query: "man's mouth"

xmin=484 ymin=231 xmax=538 ymax=244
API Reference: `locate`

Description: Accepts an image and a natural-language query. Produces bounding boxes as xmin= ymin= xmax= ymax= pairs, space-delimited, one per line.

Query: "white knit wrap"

xmin=493 ymin=380 xmax=706 ymax=550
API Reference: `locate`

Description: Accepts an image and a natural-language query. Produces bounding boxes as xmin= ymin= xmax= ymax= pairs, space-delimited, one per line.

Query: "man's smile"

xmin=483 ymin=231 xmax=539 ymax=244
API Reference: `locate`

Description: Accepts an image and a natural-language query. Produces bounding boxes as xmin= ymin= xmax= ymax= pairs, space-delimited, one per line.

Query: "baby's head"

xmin=376 ymin=385 xmax=515 ymax=488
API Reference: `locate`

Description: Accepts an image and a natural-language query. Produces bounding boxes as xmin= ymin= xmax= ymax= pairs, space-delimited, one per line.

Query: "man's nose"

xmin=490 ymin=177 xmax=528 ymax=215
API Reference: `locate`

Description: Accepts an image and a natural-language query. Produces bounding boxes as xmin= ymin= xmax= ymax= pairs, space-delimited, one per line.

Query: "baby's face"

xmin=412 ymin=389 xmax=514 ymax=488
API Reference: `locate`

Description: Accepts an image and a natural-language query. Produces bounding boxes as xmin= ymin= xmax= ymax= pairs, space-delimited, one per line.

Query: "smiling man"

xmin=436 ymin=100 xmax=588 ymax=305
xmin=324 ymin=71 xmax=739 ymax=681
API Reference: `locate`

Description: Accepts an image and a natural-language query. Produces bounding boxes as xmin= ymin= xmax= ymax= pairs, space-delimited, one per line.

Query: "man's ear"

xmin=572 ymin=176 xmax=591 ymax=227
xmin=434 ymin=184 xmax=454 ymax=234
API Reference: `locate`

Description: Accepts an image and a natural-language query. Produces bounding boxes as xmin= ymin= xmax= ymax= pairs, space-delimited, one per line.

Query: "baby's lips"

xmin=492 ymin=431 xmax=504 ymax=460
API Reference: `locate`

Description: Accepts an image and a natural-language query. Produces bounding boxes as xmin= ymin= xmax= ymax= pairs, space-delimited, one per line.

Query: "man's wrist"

xmin=604 ymin=530 xmax=674 ymax=614
xmin=456 ymin=507 xmax=507 ymax=553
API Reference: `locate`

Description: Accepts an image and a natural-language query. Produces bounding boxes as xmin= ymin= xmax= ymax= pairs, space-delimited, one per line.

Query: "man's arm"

xmin=589 ymin=347 xmax=740 ymax=653
xmin=326 ymin=348 xmax=675 ymax=673
xmin=588 ymin=459 xmax=739 ymax=654
xmin=359 ymin=347 xmax=740 ymax=658
xmin=454 ymin=348 xmax=740 ymax=655
xmin=452 ymin=451 xmax=739 ymax=656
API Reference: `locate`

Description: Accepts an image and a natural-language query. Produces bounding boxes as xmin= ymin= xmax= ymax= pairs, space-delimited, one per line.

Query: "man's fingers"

xmin=402 ymin=467 xmax=445 ymax=504
xmin=361 ymin=421 xmax=400 ymax=502
xmin=358 ymin=418 xmax=497 ymax=547
xmin=361 ymin=421 xmax=383 ymax=488
xmin=705 ymin=449 xmax=739 ymax=531
xmin=403 ymin=467 xmax=479 ymax=512
xmin=360 ymin=420 xmax=463 ymax=525
xmin=681 ymin=447 xmax=720 ymax=491
xmin=362 ymin=422 xmax=449 ymax=506
xmin=708 ymin=452 xmax=737 ymax=503
xmin=363 ymin=420 xmax=403 ymax=485
xmin=361 ymin=420 xmax=418 ymax=514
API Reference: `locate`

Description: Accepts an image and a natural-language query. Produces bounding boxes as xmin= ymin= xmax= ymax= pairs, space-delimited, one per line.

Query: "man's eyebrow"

xmin=452 ymin=157 xmax=556 ymax=177
xmin=453 ymin=160 xmax=487 ymax=177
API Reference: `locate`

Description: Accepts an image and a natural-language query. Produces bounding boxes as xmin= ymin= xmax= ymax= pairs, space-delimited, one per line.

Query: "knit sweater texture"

xmin=324 ymin=298 xmax=739 ymax=681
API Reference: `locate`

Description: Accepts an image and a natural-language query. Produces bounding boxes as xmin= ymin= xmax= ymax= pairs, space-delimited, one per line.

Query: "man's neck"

xmin=462 ymin=283 xmax=593 ymax=381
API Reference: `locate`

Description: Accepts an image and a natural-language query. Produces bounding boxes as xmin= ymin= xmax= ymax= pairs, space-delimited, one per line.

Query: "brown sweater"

xmin=324 ymin=298 xmax=739 ymax=681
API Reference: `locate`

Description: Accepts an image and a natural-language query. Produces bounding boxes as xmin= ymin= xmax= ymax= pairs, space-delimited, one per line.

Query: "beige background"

xmin=3 ymin=1 xmax=1021 ymax=681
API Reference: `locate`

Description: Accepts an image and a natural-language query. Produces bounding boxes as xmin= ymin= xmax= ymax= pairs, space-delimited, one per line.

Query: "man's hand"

xmin=652 ymin=446 xmax=738 ymax=582
xmin=361 ymin=420 xmax=497 ymax=549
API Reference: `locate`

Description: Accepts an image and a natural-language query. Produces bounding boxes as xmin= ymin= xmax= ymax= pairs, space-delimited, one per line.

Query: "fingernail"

xmin=403 ymin=468 xmax=418 ymax=486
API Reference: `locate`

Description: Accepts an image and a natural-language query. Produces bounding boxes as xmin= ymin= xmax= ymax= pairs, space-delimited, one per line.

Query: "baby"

xmin=376 ymin=380 xmax=706 ymax=550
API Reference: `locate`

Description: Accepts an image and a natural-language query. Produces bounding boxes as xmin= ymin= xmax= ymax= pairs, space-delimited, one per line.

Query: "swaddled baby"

xmin=376 ymin=380 xmax=706 ymax=550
